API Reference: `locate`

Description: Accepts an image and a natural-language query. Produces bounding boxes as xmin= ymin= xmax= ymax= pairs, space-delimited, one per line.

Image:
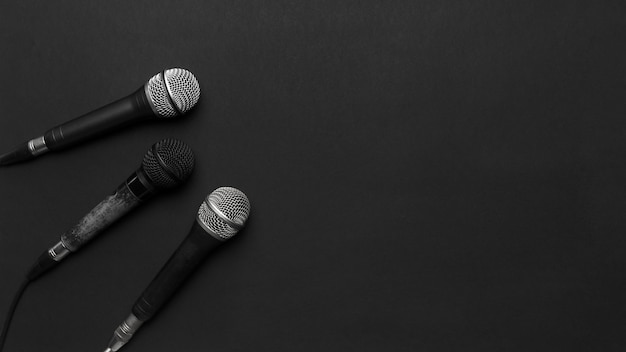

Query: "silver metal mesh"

xmin=163 ymin=68 xmax=201 ymax=114
xmin=146 ymin=73 xmax=176 ymax=118
xmin=145 ymin=68 xmax=200 ymax=118
xmin=197 ymin=187 xmax=250 ymax=240
xmin=142 ymin=138 xmax=195 ymax=189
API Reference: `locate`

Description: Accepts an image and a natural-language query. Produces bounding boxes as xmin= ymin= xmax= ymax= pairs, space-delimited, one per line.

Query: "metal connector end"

xmin=104 ymin=314 xmax=144 ymax=352
xmin=48 ymin=241 xmax=71 ymax=262
xmin=27 ymin=136 xmax=48 ymax=156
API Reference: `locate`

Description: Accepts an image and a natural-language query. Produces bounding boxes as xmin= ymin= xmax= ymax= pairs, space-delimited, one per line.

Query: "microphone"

xmin=27 ymin=138 xmax=195 ymax=281
xmin=102 ymin=187 xmax=251 ymax=352
xmin=0 ymin=68 xmax=200 ymax=166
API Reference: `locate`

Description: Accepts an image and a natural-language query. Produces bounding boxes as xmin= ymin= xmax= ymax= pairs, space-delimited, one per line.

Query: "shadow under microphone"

xmin=27 ymin=138 xmax=196 ymax=281
xmin=102 ymin=187 xmax=251 ymax=352
xmin=0 ymin=68 xmax=200 ymax=166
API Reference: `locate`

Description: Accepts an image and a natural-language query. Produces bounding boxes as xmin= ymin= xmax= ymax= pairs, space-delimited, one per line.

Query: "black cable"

xmin=0 ymin=278 xmax=31 ymax=352
xmin=0 ymin=250 xmax=58 ymax=351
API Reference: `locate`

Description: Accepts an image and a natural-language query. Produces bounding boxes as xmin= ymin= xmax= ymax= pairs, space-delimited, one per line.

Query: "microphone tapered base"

xmin=103 ymin=313 xmax=144 ymax=352
xmin=0 ymin=136 xmax=48 ymax=166
xmin=0 ymin=142 xmax=34 ymax=166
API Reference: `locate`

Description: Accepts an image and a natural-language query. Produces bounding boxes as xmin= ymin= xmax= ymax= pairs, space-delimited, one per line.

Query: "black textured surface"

xmin=1 ymin=1 xmax=626 ymax=351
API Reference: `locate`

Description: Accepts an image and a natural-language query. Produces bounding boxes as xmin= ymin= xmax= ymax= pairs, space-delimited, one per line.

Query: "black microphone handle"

xmin=43 ymin=87 xmax=154 ymax=151
xmin=132 ymin=221 xmax=223 ymax=322
xmin=61 ymin=170 xmax=154 ymax=251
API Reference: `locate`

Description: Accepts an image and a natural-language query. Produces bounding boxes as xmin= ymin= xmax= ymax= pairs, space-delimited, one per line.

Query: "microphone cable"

xmin=0 ymin=277 xmax=31 ymax=352
xmin=0 ymin=247 xmax=71 ymax=351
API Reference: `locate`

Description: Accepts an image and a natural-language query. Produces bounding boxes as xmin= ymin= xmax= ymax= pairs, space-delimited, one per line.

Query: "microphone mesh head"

xmin=142 ymin=139 xmax=195 ymax=189
xmin=197 ymin=187 xmax=251 ymax=240
xmin=145 ymin=68 xmax=200 ymax=118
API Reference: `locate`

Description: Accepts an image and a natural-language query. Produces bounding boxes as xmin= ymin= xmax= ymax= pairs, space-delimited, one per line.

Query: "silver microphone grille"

xmin=145 ymin=68 xmax=200 ymax=118
xmin=197 ymin=187 xmax=251 ymax=240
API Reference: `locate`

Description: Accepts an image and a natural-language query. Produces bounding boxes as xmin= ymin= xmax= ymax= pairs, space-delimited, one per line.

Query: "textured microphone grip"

xmin=43 ymin=87 xmax=153 ymax=151
xmin=60 ymin=181 xmax=144 ymax=251
xmin=132 ymin=221 xmax=223 ymax=322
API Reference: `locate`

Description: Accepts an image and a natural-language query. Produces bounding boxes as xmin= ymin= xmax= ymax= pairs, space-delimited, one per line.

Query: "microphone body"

xmin=103 ymin=187 xmax=251 ymax=352
xmin=133 ymin=220 xmax=223 ymax=321
xmin=0 ymin=68 xmax=200 ymax=165
xmin=104 ymin=222 xmax=224 ymax=352
xmin=27 ymin=170 xmax=152 ymax=280
xmin=27 ymin=139 xmax=195 ymax=281
xmin=61 ymin=169 xmax=155 ymax=251
xmin=43 ymin=87 xmax=154 ymax=152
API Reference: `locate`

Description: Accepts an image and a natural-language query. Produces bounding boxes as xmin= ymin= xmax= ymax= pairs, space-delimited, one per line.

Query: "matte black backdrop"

xmin=1 ymin=1 xmax=625 ymax=351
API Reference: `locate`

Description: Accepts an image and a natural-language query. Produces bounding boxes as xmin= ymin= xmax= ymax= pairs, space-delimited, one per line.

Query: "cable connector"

xmin=103 ymin=314 xmax=144 ymax=352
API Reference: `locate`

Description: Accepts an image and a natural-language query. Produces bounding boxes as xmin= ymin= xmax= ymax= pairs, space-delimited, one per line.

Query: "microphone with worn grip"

xmin=102 ymin=187 xmax=251 ymax=352
xmin=0 ymin=138 xmax=195 ymax=352
xmin=27 ymin=138 xmax=196 ymax=280
xmin=0 ymin=68 xmax=200 ymax=166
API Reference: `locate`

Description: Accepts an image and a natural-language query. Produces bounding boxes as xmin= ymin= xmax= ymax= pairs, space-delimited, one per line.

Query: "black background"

xmin=1 ymin=1 xmax=626 ymax=351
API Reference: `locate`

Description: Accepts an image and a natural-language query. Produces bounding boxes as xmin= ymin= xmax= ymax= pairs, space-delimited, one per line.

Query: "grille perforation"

xmin=197 ymin=187 xmax=250 ymax=240
xmin=145 ymin=68 xmax=200 ymax=118
xmin=142 ymin=139 xmax=195 ymax=189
